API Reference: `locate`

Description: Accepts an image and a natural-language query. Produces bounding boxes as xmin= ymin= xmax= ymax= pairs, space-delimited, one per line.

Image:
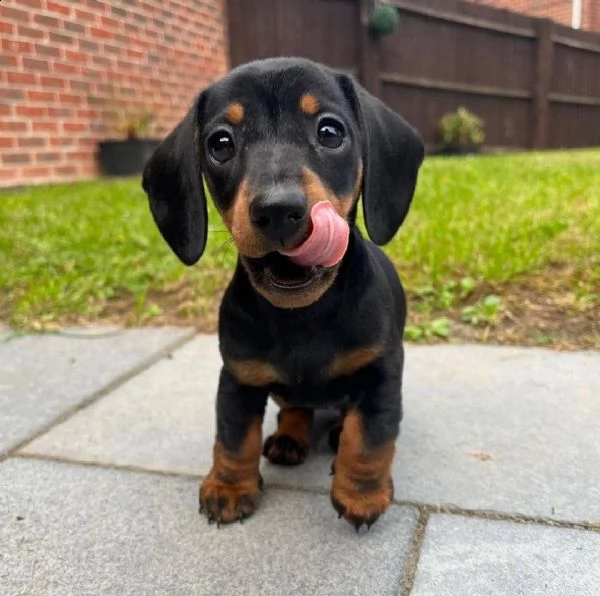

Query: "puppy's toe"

xmin=199 ymin=473 xmax=262 ymax=526
xmin=263 ymin=434 xmax=308 ymax=466
xmin=331 ymin=476 xmax=394 ymax=531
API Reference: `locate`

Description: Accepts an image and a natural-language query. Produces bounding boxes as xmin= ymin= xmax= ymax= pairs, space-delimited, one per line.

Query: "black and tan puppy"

xmin=142 ymin=57 xmax=424 ymax=530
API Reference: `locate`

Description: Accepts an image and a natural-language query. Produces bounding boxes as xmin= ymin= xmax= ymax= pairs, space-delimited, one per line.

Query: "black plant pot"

xmin=98 ymin=138 xmax=161 ymax=177
xmin=436 ymin=144 xmax=483 ymax=156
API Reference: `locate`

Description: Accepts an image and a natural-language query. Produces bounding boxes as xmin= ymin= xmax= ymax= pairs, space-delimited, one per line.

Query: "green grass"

xmin=0 ymin=148 xmax=599 ymax=329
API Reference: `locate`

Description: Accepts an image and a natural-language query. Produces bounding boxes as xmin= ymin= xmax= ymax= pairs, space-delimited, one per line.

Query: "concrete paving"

xmin=1 ymin=327 xmax=599 ymax=595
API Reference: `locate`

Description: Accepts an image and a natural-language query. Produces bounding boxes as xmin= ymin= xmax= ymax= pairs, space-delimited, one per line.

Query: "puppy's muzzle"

xmin=250 ymin=187 xmax=308 ymax=247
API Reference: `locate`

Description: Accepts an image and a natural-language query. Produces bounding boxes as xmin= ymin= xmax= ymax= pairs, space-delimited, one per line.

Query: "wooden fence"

xmin=226 ymin=0 xmax=600 ymax=149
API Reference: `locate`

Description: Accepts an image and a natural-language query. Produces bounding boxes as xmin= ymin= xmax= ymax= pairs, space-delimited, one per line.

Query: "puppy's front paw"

xmin=199 ymin=472 xmax=263 ymax=526
xmin=263 ymin=433 xmax=308 ymax=466
xmin=330 ymin=471 xmax=394 ymax=531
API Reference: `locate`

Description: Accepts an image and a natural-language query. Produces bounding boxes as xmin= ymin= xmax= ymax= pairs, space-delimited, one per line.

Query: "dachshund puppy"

xmin=143 ymin=57 xmax=424 ymax=530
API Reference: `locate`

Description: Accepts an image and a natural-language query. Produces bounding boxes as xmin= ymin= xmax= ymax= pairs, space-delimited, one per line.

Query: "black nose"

xmin=250 ymin=188 xmax=308 ymax=245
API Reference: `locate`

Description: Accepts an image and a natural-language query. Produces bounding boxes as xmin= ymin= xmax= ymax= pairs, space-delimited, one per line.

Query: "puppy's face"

xmin=143 ymin=58 xmax=424 ymax=310
xmin=199 ymin=62 xmax=363 ymax=308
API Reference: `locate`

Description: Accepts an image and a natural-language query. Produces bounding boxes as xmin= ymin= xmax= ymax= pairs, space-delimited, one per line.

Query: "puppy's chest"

xmin=227 ymin=337 xmax=384 ymax=408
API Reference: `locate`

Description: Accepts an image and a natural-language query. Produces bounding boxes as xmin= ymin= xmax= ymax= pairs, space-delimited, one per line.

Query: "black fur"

xmin=142 ymin=57 xmax=424 ymax=524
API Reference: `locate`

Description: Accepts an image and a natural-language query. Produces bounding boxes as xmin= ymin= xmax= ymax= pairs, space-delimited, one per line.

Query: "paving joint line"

xmin=401 ymin=507 xmax=429 ymax=596
xmin=1 ymin=329 xmax=196 ymax=461
xmin=394 ymin=499 xmax=600 ymax=534
xmin=11 ymin=452 xmax=600 ymax=534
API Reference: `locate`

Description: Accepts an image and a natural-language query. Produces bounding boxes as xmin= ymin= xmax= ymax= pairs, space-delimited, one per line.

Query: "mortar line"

xmin=1 ymin=329 xmax=196 ymax=462
xmin=10 ymin=452 xmax=600 ymax=534
xmin=401 ymin=508 xmax=429 ymax=596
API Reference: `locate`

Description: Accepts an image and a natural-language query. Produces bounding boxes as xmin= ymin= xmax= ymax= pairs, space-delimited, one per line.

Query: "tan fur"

xmin=224 ymin=102 xmax=244 ymax=125
xmin=199 ymin=417 xmax=263 ymax=523
xmin=299 ymin=93 xmax=320 ymax=116
xmin=326 ymin=345 xmax=383 ymax=378
xmin=227 ymin=359 xmax=283 ymax=387
xmin=331 ymin=410 xmax=395 ymax=522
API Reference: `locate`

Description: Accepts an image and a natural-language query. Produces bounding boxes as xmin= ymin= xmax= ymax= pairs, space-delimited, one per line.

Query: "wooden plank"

xmin=549 ymin=93 xmax=600 ymax=107
xmin=553 ymin=35 xmax=600 ymax=55
xmin=533 ymin=19 xmax=554 ymax=149
xmin=379 ymin=72 xmax=532 ymax=99
xmin=391 ymin=0 xmax=535 ymax=38
xmin=358 ymin=0 xmax=380 ymax=96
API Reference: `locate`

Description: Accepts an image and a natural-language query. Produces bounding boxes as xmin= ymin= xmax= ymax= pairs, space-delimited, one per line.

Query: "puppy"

xmin=142 ymin=57 xmax=424 ymax=530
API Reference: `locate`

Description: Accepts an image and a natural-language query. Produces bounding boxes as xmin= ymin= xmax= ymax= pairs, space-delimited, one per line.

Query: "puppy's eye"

xmin=317 ymin=118 xmax=344 ymax=149
xmin=208 ymin=131 xmax=235 ymax=164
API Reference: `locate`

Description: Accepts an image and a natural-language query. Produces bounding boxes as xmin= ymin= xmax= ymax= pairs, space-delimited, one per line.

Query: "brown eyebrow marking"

xmin=224 ymin=102 xmax=244 ymax=125
xmin=299 ymin=94 xmax=320 ymax=116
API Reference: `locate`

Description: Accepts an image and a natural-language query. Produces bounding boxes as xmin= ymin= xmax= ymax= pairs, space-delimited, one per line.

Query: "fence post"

xmin=533 ymin=18 xmax=554 ymax=148
xmin=358 ymin=0 xmax=380 ymax=96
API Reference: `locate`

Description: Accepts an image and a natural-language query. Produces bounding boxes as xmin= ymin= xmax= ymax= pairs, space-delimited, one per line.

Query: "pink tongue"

xmin=280 ymin=201 xmax=349 ymax=268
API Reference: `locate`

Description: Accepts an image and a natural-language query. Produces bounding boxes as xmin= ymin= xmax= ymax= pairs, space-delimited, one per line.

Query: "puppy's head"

xmin=143 ymin=57 xmax=424 ymax=308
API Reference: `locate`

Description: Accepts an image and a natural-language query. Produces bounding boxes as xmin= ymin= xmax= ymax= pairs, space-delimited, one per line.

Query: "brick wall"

xmin=0 ymin=0 xmax=228 ymax=187
xmin=469 ymin=0 xmax=599 ymax=31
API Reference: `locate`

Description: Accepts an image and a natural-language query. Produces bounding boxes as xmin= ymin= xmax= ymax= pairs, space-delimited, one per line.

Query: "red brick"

xmin=28 ymin=90 xmax=58 ymax=102
xmin=40 ymin=76 xmax=67 ymax=88
xmin=17 ymin=25 xmax=45 ymax=40
xmin=0 ymin=55 xmax=19 ymax=68
xmin=0 ymin=121 xmax=28 ymax=133
xmin=54 ymin=62 xmax=81 ymax=75
xmin=63 ymin=122 xmax=87 ymax=133
xmin=2 ymin=153 xmax=32 ymax=165
xmin=35 ymin=43 xmax=62 ymax=58
xmin=74 ymin=9 xmax=98 ymax=22
xmin=50 ymin=137 xmax=76 ymax=147
xmin=50 ymin=32 xmax=75 ymax=45
xmin=33 ymin=121 xmax=60 ymax=132
xmin=100 ymin=16 xmax=120 ymax=29
xmin=47 ymin=1 xmax=72 ymax=16
xmin=0 ymin=19 xmax=14 ymax=34
xmin=59 ymin=93 xmax=81 ymax=104
xmin=64 ymin=50 xmax=88 ymax=64
xmin=18 ymin=137 xmax=48 ymax=149
xmin=15 ymin=105 xmax=45 ymax=118
xmin=89 ymin=26 xmax=112 ymax=39
xmin=2 ymin=39 xmax=34 ymax=53
xmin=1 ymin=7 xmax=31 ymax=22
xmin=23 ymin=58 xmax=51 ymax=72
xmin=55 ymin=165 xmax=78 ymax=176
xmin=33 ymin=14 xmax=61 ymax=28
xmin=0 ymin=137 xmax=16 ymax=149
xmin=7 ymin=72 xmax=37 ymax=85
xmin=17 ymin=0 xmax=45 ymax=8
xmin=0 ymin=88 xmax=25 ymax=101
xmin=21 ymin=166 xmax=53 ymax=178
xmin=36 ymin=151 xmax=63 ymax=163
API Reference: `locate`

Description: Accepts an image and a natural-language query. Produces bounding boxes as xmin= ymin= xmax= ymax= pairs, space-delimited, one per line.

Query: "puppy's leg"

xmin=199 ymin=368 xmax=268 ymax=525
xmin=330 ymin=355 xmax=401 ymax=530
xmin=263 ymin=404 xmax=313 ymax=466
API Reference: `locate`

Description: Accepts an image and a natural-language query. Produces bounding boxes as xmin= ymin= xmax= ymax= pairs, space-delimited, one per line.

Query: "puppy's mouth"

xmin=263 ymin=253 xmax=324 ymax=290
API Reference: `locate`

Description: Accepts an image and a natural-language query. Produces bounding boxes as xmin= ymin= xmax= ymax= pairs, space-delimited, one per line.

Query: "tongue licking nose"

xmin=279 ymin=201 xmax=349 ymax=268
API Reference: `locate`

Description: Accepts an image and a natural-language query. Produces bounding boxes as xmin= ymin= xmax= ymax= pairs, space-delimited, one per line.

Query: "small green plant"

xmin=405 ymin=317 xmax=451 ymax=341
xmin=414 ymin=276 xmax=477 ymax=312
xmin=369 ymin=3 xmax=400 ymax=36
xmin=461 ymin=295 xmax=503 ymax=326
xmin=114 ymin=109 xmax=155 ymax=140
xmin=438 ymin=106 xmax=485 ymax=150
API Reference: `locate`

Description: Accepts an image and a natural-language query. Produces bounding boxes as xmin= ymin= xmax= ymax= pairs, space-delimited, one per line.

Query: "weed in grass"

xmin=405 ymin=317 xmax=451 ymax=341
xmin=461 ymin=295 xmax=504 ymax=326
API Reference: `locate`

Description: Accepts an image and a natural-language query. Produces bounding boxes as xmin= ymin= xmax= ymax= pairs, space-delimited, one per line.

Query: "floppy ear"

xmin=142 ymin=95 xmax=207 ymax=265
xmin=338 ymin=75 xmax=425 ymax=245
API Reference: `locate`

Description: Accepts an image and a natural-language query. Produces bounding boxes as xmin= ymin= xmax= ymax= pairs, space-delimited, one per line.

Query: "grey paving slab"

xmin=411 ymin=514 xmax=600 ymax=596
xmin=23 ymin=339 xmax=600 ymax=522
xmin=0 ymin=326 xmax=193 ymax=454
xmin=0 ymin=458 xmax=417 ymax=596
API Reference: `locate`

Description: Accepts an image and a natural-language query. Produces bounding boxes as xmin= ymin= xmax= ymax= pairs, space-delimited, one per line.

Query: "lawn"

xmin=1 ymin=149 xmax=599 ymax=349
